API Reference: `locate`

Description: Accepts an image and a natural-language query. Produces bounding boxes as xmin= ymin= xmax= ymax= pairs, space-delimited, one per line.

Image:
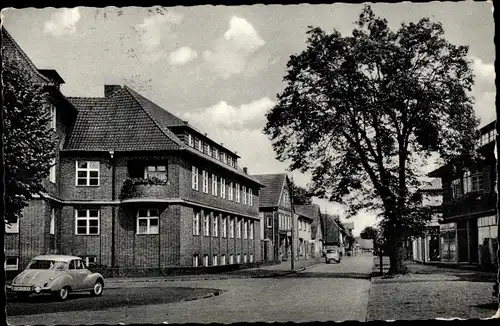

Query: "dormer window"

xmin=198 ymin=139 xmax=203 ymax=152
xmin=220 ymin=152 xmax=225 ymax=163
xmin=187 ymin=133 xmax=194 ymax=147
xmin=204 ymin=143 xmax=210 ymax=155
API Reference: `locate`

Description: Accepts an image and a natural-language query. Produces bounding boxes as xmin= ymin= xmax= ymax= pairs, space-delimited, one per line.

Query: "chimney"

xmin=243 ymin=167 xmax=248 ymax=174
xmin=104 ymin=85 xmax=121 ymax=97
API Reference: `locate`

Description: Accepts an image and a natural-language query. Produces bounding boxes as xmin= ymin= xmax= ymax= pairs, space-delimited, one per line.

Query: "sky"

xmin=2 ymin=2 xmax=495 ymax=236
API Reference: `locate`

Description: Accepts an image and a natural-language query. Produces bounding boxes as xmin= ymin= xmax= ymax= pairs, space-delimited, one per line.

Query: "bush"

xmin=120 ymin=177 xmax=169 ymax=200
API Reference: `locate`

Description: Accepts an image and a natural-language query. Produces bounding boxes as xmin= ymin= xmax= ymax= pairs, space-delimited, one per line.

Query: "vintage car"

xmin=7 ymin=255 xmax=105 ymax=301
xmin=325 ymin=249 xmax=341 ymax=264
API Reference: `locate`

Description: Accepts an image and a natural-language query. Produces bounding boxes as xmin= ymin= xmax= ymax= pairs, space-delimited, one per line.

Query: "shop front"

xmin=440 ymin=222 xmax=457 ymax=262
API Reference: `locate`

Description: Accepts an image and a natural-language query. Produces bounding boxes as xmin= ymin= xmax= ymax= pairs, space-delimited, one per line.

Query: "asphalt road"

xmin=7 ymin=256 xmax=374 ymax=325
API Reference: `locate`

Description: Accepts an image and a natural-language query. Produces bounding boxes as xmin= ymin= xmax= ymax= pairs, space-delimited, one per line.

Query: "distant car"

xmin=7 ymin=255 xmax=104 ymax=301
xmin=325 ymin=249 xmax=341 ymax=264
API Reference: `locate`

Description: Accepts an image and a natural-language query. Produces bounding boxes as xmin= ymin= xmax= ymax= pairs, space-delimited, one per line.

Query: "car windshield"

xmin=27 ymin=260 xmax=67 ymax=271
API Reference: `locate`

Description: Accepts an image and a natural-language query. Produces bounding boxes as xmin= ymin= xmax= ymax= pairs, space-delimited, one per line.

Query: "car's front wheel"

xmin=53 ymin=286 xmax=70 ymax=301
xmin=90 ymin=281 xmax=104 ymax=297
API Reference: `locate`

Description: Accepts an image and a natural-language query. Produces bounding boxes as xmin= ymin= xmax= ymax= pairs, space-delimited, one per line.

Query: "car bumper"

xmin=7 ymin=285 xmax=53 ymax=294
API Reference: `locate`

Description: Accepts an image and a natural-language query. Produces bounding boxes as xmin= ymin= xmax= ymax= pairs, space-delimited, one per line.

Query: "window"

xmin=220 ymin=152 xmax=226 ymax=163
xmin=244 ymin=220 xmax=248 ymax=239
xmin=250 ymin=254 xmax=254 ymax=263
xmin=204 ymin=212 xmax=210 ymax=236
xmin=75 ymin=209 xmax=99 ymax=235
xmin=188 ymin=133 xmax=193 ymax=147
xmin=211 ymin=146 xmax=217 ymax=158
xmin=213 ymin=254 xmax=218 ymax=266
xmin=193 ymin=211 xmax=200 ymax=235
xmin=227 ymin=156 xmax=233 ymax=167
xmin=76 ymin=161 xmax=100 ymax=186
xmin=228 ymin=182 xmax=234 ymax=201
xmin=299 ymin=220 xmax=302 ymax=230
xmin=222 ymin=216 xmax=227 ymax=238
xmin=193 ymin=255 xmax=199 ymax=267
xmin=242 ymin=186 xmax=247 ymax=205
xmin=250 ymin=222 xmax=254 ymax=240
xmin=203 ymin=254 xmax=209 ymax=267
xmin=5 ymin=217 xmax=19 ymax=234
xmin=202 ymin=170 xmax=209 ymax=193
xmin=49 ymin=158 xmax=56 ymax=183
xmin=267 ymin=216 xmax=272 ymax=228
xmin=229 ymin=254 xmax=234 ymax=264
xmin=204 ymin=142 xmax=210 ymax=154
xmin=243 ymin=254 xmax=247 ymax=263
xmin=137 ymin=209 xmax=159 ymax=235
xmin=197 ymin=139 xmax=203 ymax=152
xmin=50 ymin=209 xmax=55 ymax=235
xmin=237 ymin=219 xmax=242 ymax=239
xmin=192 ymin=166 xmax=199 ymax=190
xmin=213 ymin=214 xmax=218 ymax=237
xmin=85 ymin=256 xmax=97 ymax=266
xmin=451 ymin=178 xmax=462 ymax=198
xmin=5 ymin=257 xmax=19 ymax=271
xmin=248 ymin=188 xmax=253 ymax=206
xmin=235 ymin=183 xmax=240 ymax=203
xmin=50 ymin=104 xmax=56 ymax=131
xmin=212 ymin=174 xmax=218 ymax=196
xmin=145 ymin=165 xmax=167 ymax=180
xmin=229 ymin=217 xmax=235 ymax=238
xmin=236 ymin=254 xmax=241 ymax=263
xmin=220 ymin=178 xmax=226 ymax=199
xmin=221 ymin=254 xmax=226 ymax=265
xmin=214 ymin=148 xmax=219 ymax=160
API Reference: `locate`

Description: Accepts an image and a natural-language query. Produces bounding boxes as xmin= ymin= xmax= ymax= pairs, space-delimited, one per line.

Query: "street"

xmin=6 ymin=256 xmax=373 ymax=325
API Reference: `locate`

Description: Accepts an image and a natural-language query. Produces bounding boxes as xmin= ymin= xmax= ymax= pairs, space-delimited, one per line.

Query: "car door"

xmin=67 ymin=259 xmax=89 ymax=290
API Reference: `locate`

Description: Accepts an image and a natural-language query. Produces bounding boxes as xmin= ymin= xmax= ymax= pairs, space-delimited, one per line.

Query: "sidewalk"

xmin=105 ymin=257 xmax=322 ymax=289
xmin=367 ymin=256 xmax=499 ymax=320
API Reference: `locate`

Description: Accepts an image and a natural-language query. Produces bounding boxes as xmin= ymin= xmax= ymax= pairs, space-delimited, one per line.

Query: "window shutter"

xmin=483 ymin=166 xmax=491 ymax=193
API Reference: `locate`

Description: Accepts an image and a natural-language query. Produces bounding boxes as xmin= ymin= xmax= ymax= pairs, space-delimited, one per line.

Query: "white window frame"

xmin=75 ymin=209 xmax=100 ymax=235
xmin=267 ymin=216 xmax=272 ymax=228
xmin=203 ymin=254 xmax=209 ymax=267
xmin=244 ymin=220 xmax=248 ymax=239
xmin=250 ymin=221 xmax=254 ymax=240
xmin=5 ymin=217 xmax=19 ymax=234
xmin=250 ymin=254 xmax=254 ymax=263
xmin=212 ymin=174 xmax=218 ymax=196
xmin=49 ymin=158 xmax=56 ymax=184
xmin=213 ymin=214 xmax=219 ymax=237
xmin=213 ymin=254 xmax=218 ymax=266
xmin=193 ymin=211 xmax=200 ymax=235
xmin=50 ymin=104 xmax=56 ymax=131
xmin=220 ymin=151 xmax=226 ymax=163
xmin=50 ymin=209 xmax=55 ymax=235
xmin=144 ymin=165 xmax=167 ymax=180
xmin=248 ymin=188 xmax=253 ymax=206
xmin=192 ymin=166 xmax=199 ymax=191
xmin=214 ymin=147 xmax=219 ymax=160
xmin=204 ymin=142 xmax=210 ymax=155
xmin=85 ymin=256 xmax=97 ymax=266
xmin=202 ymin=170 xmax=209 ymax=193
xmin=136 ymin=209 xmax=159 ymax=235
xmin=229 ymin=217 xmax=235 ymax=239
xmin=197 ymin=139 xmax=203 ymax=152
xmin=242 ymin=186 xmax=247 ymax=205
xmin=235 ymin=183 xmax=241 ymax=203
xmin=188 ymin=133 xmax=193 ymax=147
xmin=229 ymin=254 xmax=234 ymax=264
xmin=193 ymin=255 xmax=199 ymax=267
xmin=228 ymin=182 xmax=234 ymax=201
xmin=220 ymin=178 xmax=226 ymax=199
xmin=243 ymin=254 xmax=247 ymax=263
xmin=221 ymin=254 xmax=226 ymax=265
xmin=222 ymin=216 xmax=227 ymax=238
xmin=237 ymin=219 xmax=242 ymax=239
xmin=236 ymin=254 xmax=241 ymax=263
xmin=75 ymin=161 xmax=100 ymax=186
xmin=204 ymin=212 xmax=210 ymax=236
xmin=5 ymin=257 xmax=19 ymax=271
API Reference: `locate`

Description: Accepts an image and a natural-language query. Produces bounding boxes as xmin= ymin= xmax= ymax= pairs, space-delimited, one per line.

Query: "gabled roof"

xmin=295 ymin=204 xmax=323 ymax=240
xmin=251 ymin=174 xmax=288 ymax=207
xmin=1 ymin=27 xmax=53 ymax=85
xmin=38 ymin=69 xmax=65 ymax=84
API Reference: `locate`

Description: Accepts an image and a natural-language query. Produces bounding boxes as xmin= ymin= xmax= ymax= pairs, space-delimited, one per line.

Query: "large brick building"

xmin=3 ymin=27 xmax=264 ymax=272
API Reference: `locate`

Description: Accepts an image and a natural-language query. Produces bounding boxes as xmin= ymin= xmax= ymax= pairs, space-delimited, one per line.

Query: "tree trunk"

xmin=387 ymin=234 xmax=408 ymax=275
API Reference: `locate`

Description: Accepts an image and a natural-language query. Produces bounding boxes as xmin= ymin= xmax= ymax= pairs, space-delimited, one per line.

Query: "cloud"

xmin=135 ymin=10 xmax=183 ymax=55
xmin=470 ymin=56 xmax=496 ymax=126
xmin=203 ymin=16 xmax=267 ymax=79
xmin=168 ymin=46 xmax=198 ymax=66
xmin=182 ymin=97 xmax=275 ymax=131
xmin=472 ymin=56 xmax=495 ymax=79
xmin=44 ymin=8 xmax=81 ymax=37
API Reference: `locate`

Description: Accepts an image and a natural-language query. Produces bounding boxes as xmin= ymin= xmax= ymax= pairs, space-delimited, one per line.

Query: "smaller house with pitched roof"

xmin=294 ymin=204 xmax=324 ymax=258
xmin=252 ymin=173 xmax=294 ymax=262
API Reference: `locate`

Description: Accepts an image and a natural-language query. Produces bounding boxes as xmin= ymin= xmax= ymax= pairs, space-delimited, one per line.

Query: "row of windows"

xmin=5 ymin=256 xmax=97 ymax=271
xmin=298 ymin=219 xmax=311 ymax=232
xmin=6 ymin=210 xmax=56 ymax=235
xmin=192 ymin=253 xmax=253 ymax=267
xmin=187 ymin=133 xmax=237 ymax=168
xmin=191 ymin=166 xmax=253 ymax=206
xmin=192 ymin=210 xmax=254 ymax=240
xmin=476 ymin=129 xmax=497 ymax=148
xmin=450 ymin=169 xmax=485 ymax=199
xmin=279 ymin=213 xmax=292 ymax=230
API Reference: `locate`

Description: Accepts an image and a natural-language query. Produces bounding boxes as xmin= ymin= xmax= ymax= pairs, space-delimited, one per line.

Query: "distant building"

xmin=354 ymin=238 xmax=374 ymax=255
xmin=294 ymin=205 xmax=323 ymax=258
